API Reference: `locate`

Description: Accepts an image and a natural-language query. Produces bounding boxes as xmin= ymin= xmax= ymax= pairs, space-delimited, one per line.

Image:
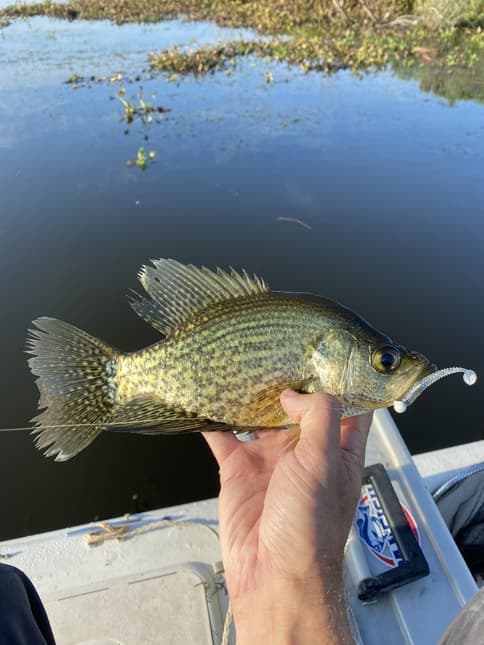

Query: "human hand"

xmin=203 ymin=391 xmax=372 ymax=644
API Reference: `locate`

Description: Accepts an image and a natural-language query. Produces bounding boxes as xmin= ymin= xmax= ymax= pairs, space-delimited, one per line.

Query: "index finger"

xmin=201 ymin=429 xmax=240 ymax=467
xmin=340 ymin=412 xmax=373 ymax=467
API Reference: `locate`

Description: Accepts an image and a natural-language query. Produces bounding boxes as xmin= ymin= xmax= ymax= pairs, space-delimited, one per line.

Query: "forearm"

xmin=231 ymin=573 xmax=354 ymax=645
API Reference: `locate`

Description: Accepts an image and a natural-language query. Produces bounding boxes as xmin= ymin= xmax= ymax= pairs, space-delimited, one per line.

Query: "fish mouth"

xmin=393 ymin=365 xmax=477 ymax=413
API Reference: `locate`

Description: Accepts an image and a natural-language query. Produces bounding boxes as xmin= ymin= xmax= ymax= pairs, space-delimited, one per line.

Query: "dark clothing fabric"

xmin=0 ymin=564 xmax=55 ymax=645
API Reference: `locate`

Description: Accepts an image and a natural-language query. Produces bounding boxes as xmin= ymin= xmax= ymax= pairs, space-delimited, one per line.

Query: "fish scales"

xmin=117 ymin=293 xmax=324 ymax=426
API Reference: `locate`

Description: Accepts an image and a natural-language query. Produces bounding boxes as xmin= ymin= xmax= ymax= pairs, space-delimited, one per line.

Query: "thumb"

xmin=280 ymin=390 xmax=342 ymax=454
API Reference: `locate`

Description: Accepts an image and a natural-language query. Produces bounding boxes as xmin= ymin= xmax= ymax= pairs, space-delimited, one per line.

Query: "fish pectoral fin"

xmin=242 ymin=378 xmax=315 ymax=426
xmin=129 ymin=259 xmax=269 ymax=336
xmin=106 ymin=396 xmax=230 ymax=435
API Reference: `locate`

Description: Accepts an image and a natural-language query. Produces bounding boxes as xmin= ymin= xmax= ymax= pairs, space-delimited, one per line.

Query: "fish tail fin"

xmin=26 ymin=317 xmax=120 ymax=461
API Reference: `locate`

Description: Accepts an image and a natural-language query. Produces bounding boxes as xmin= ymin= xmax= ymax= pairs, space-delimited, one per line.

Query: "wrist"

xmin=231 ymin=572 xmax=353 ymax=645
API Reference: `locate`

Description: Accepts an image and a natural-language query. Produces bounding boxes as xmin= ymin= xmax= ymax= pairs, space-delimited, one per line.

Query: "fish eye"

xmin=371 ymin=346 xmax=401 ymax=373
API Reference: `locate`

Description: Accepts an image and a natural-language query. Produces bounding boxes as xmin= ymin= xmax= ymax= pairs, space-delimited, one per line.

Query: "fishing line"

xmin=0 ymin=404 xmax=346 ymax=433
xmin=0 ymin=368 xmax=476 ymax=434
xmin=0 ymin=420 xmax=196 ymax=433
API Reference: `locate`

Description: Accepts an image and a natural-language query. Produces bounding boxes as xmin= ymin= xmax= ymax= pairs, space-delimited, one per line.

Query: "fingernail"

xmin=281 ymin=389 xmax=299 ymax=398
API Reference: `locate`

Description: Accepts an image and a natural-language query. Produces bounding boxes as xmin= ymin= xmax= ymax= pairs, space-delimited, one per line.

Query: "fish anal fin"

xmin=107 ymin=396 xmax=231 ymax=435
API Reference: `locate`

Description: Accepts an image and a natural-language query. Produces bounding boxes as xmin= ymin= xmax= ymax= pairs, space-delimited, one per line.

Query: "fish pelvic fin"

xmin=129 ymin=258 xmax=269 ymax=336
xmin=26 ymin=317 xmax=120 ymax=461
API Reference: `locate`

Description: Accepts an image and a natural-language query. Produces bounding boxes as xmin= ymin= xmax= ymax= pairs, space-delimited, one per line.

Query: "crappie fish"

xmin=27 ymin=259 xmax=476 ymax=461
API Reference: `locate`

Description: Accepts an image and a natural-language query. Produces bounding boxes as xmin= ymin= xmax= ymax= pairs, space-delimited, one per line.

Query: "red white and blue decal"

xmin=356 ymin=484 xmax=420 ymax=568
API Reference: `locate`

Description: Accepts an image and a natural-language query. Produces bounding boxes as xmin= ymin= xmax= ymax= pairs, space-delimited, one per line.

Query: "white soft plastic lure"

xmin=393 ymin=367 xmax=477 ymax=413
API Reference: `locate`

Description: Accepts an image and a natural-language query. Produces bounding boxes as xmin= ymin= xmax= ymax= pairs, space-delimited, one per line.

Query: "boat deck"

xmin=1 ymin=410 xmax=483 ymax=644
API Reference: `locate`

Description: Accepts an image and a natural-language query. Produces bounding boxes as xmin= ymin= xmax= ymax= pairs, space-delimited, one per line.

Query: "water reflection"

xmin=0 ymin=15 xmax=483 ymax=540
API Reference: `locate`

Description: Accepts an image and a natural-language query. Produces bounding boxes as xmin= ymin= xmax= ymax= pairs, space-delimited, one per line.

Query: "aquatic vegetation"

xmin=147 ymin=25 xmax=484 ymax=104
xmin=415 ymin=0 xmax=484 ymax=27
xmin=116 ymin=88 xmax=170 ymax=130
xmin=0 ymin=1 xmax=416 ymax=30
xmin=148 ymin=34 xmax=417 ymax=76
xmin=65 ymin=72 xmax=126 ymax=87
xmin=391 ymin=23 xmax=484 ymax=103
xmin=66 ymin=72 xmax=82 ymax=85
xmin=149 ymin=42 xmax=276 ymax=75
xmin=118 ymin=90 xmax=137 ymax=123
xmin=395 ymin=51 xmax=484 ymax=104
xmin=1 ymin=0 xmax=484 ymax=101
xmin=127 ymin=146 xmax=156 ymax=170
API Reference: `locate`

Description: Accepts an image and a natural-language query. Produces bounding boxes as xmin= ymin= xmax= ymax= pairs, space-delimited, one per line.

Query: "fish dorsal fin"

xmin=130 ymin=258 xmax=269 ymax=336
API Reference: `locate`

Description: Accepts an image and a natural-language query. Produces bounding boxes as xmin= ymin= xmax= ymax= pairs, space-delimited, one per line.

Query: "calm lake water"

xmin=1 ymin=14 xmax=483 ymax=540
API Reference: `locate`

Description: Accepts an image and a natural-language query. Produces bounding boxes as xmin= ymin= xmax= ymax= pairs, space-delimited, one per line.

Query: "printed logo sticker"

xmin=356 ymin=484 xmax=420 ymax=568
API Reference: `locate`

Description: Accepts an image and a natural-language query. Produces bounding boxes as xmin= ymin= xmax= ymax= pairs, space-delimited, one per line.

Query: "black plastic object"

xmin=358 ymin=463 xmax=430 ymax=603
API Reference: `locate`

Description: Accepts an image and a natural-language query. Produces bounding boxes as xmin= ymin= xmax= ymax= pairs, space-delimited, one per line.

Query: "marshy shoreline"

xmin=1 ymin=0 xmax=483 ymax=103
